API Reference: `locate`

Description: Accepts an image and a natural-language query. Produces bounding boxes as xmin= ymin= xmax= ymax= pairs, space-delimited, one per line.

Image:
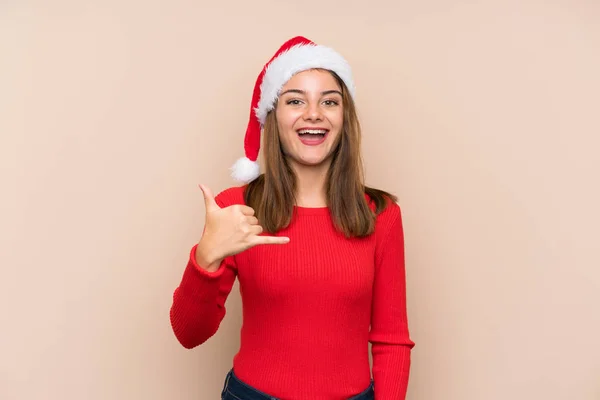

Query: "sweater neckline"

xmin=293 ymin=205 xmax=330 ymax=216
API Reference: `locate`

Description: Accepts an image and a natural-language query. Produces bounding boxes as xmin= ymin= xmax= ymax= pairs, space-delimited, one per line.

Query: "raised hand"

xmin=195 ymin=184 xmax=290 ymax=272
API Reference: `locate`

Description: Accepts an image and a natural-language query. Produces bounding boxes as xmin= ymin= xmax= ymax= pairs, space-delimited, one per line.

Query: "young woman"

xmin=170 ymin=36 xmax=415 ymax=400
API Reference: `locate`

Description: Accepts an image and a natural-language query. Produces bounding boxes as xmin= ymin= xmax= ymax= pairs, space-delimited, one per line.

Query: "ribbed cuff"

xmin=189 ymin=243 xmax=226 ymax=279
xmin=177 ymin=244 xmax=227 ymax=302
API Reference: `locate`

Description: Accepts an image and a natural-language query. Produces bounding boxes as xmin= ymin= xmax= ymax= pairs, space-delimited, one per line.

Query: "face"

xmin=275 ymin=69 xmax=344 ymax=171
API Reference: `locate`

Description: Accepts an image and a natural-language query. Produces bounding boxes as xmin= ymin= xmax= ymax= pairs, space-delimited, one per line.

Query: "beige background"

xmin=1 ymin=1 xmax=599 ymax=399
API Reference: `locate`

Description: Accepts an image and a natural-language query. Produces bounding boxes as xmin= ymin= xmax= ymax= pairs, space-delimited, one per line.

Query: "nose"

xmin=302 ymin=102 xmax=323 ymax=121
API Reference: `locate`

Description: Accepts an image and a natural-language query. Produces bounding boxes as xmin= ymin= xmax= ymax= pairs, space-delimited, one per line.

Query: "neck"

xmin=289 ymin=160 xmax=330 ymax=208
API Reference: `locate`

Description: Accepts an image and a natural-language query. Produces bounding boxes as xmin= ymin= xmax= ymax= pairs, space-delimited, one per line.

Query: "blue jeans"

xmin=220 ymin=369 xmax=375 ymax=400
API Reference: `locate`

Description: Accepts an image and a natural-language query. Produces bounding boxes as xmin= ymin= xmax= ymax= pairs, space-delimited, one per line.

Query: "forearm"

xmin=169 ymin=245 xmax=235 ymax=349
xmin=372 ymin=343 xmax=412 ymax=399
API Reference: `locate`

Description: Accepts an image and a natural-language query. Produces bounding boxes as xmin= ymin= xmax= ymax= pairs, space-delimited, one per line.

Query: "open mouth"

xmin=297 ymin=128 xmax=329 ymax=145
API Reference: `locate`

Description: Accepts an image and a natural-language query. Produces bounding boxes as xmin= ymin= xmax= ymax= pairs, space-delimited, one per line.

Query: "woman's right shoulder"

xmin=214 ymin=184 xmax=248 ymax=208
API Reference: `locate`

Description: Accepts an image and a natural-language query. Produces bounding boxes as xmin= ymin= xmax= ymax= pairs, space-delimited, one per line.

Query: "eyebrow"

xmin=280 ymin=89 xmax=343 ymax=96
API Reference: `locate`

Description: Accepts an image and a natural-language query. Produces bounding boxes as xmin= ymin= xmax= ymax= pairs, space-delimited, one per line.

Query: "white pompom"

xmin=229 ymin=156 xmax=260 ymax=183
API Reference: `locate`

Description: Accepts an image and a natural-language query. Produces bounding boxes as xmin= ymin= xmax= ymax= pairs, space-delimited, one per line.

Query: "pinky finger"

xmin=254 ymin=235 xmax=291 ymax=245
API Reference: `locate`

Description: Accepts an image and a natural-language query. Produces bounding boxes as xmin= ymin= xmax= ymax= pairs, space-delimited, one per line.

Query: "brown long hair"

xmin=244 ymin=69 xmax=397 ymax=238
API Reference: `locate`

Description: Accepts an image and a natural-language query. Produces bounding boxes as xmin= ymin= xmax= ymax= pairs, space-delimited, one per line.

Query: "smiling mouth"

xmin=296 ymin=128 xmax=329 ymax=146
xmin=297 ymin=128 xmax=329 ymax=138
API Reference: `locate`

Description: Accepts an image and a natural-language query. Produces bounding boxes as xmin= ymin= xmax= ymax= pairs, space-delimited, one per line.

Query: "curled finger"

xmin=249 ymin=224 xmax=264 ymax=235
xmin=246 ymin=216 xmax=259 ymax=226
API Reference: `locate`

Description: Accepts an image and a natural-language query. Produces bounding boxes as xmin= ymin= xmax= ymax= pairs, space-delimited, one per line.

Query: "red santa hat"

xmin=229 ymin=36 xmax=356 ymax=183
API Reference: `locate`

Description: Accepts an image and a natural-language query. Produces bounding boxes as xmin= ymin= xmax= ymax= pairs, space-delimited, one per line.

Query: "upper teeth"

xmin=298 ymin=129 xmax=327 ymax=134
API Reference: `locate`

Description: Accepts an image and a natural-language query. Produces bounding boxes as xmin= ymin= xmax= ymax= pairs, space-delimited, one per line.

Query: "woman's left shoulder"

xmin=364 ymin=186 xmax=402 ymax=221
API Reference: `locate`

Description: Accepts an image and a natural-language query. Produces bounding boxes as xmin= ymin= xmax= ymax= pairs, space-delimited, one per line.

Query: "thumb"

xmin=198 ymin=184 xmax=220 ymax=212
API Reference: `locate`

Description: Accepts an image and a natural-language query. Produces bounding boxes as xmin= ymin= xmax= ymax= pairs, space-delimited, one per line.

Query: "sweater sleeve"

xmin=169 ymin=192 xmax=239 ymax=349
xmin=369 ymin=203 xmax=415 ymax=399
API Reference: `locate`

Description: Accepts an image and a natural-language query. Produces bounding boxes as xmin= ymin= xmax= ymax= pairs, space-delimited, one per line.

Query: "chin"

xmin=298 ymin=160 xmax=326 ymax=167
xmin=293 ymin=154 xmax=332 ymax=168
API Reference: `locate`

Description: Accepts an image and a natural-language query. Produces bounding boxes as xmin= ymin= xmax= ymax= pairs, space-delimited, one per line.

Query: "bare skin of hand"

xmin=195 ymin=184 xmax=290 ymax=272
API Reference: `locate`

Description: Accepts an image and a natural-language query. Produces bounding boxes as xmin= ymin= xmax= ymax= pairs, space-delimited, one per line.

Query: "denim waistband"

xmin=221 ymin=369 xmax=374 ymax=400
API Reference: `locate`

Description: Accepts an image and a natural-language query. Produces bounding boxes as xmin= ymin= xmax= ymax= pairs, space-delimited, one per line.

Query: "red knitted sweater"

xmin=170 ymin=185 xmax=414 ymax=399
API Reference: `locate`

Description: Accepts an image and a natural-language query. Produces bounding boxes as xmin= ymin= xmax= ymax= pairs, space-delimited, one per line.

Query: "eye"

xmin=286 ymin=99 xmax=303 ymax=105
xmin=323 ymin=99 xmax=339 ymax=106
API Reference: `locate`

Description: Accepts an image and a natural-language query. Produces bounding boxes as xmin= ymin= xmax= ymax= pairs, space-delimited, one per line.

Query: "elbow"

xmin=177 ymin=337 xmax=201 ymax=350
xmin=371 ymin=341 xmax=415 ymax=354
xmin=170 ymin=321 xmax=216 ymax=350
xmin=369 ymin=331 xmax=415 ymax=350
xmin=172 ymin=328 xmax=201 ymax=349
xmin=169 ymin=309 xmax=218 ymax=350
